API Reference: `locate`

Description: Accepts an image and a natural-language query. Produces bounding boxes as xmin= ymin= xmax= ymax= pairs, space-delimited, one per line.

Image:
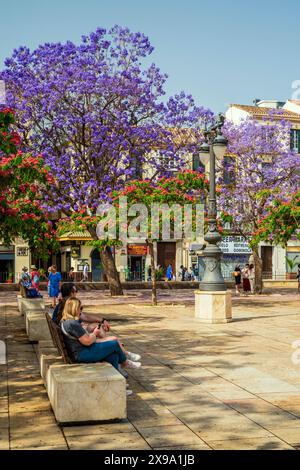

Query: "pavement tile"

xmin=209 ymin=437 xmax=295 ymax=450
xmin=223 ymin=398 xmax=284 ymax=414
xmin=138 ymin=424 xmax=203 ymax=448
xmin=244 ymin=411 xmax=300 ymax=429
xmin=265 ymin=427 xmax=300 ymax=446
xmin=0 ymin=428 xmax=9 ymax=450
xmin=0 ymin=413 xmax=9 ymax=429
xmin=62 ymin=421 xmax=136 ymax=437
xmin=67 ymin=432 xmax=150 ymax=450
xmin=195 ymin=415 xmax=274 ymax=441
xmin=10 ymin=424 xmax=66 ymax=449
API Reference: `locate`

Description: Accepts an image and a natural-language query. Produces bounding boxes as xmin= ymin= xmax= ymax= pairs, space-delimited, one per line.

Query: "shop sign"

xmin=127 ymin=244 xmax=148 ymax=256
xmin=71 ymin=246 xmax=81 ymax=258
xmin=219 ymin=236 xmax=251 ymax=254
xmin=17 ymin=247 xmax=29 ymax=256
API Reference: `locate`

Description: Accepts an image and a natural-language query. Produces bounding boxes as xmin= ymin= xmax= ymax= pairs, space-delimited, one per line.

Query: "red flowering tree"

xmin=253 ymin=191 xmax=300 ymax=247
xmin=0 ymin=108 xmax=58 ymax=260
xmin=113 ymin=171 xmax=209 ymax=304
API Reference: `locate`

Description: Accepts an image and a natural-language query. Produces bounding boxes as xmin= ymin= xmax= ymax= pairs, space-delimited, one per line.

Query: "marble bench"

xmin=47 ymin=362 xmax=127 ymax=423
xmin=19 ymin=297 xmax=45 ymax=316
xmin=26 ymin=312 xmax=52 ymax=342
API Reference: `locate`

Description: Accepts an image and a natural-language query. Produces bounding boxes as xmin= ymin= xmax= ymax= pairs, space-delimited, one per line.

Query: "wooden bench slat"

xmin=45 ymin=312 xmax=73 ymax=364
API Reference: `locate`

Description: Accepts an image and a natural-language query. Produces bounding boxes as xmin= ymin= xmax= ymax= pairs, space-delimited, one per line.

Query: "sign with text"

xmin=127 ymin=244 xmax=148 ymax=256
xmin=219 ymin=236 xmax=252 ymax=254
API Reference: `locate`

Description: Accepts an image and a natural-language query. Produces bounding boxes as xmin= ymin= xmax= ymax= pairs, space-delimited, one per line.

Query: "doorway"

xmin=261 ymin=246 xmax=273 ymax=278
xmin=128 ymin=256 xmax=145 ymax=281
xmin=91 ymin=249 xmax=104 ymax=282
xmin=157 ymin=242 xmax=176 ymax=277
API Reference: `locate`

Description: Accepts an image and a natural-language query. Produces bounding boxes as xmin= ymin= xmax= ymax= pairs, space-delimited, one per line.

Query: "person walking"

xmin=242 ymin=264 xmax=251 ymax=295
xmin=30 ymin=265 xmax=40 ymax=291
xmin=249 ymin=264 xmax=255 ymax=294
xmin=68 ymin=267 xmax=75 ymax=282
xmin=82 ymin=263 xmax=89 ymax=282
xmin=233 ymin=265 xmax=242 ymax=295
xmin=166 ymin=263 xmax=173 ymax=281
xmin=48 ymin=265 xmax=62 ymax=308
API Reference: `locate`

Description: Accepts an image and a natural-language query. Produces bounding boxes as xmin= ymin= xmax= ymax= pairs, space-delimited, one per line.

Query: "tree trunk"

xmin=87 ymin=227 xmax=123 ymax=296
xmin=147 ymin=240 xmax=157 ymax=306
xmin=100 ymin=246 xmax=123 ymax=296
xmin=252 ymin=247 xmax=263 ymax=294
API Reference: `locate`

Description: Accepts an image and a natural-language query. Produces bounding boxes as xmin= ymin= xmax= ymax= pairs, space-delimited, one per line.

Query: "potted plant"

xmin=155 ymin=266 xmax=164 ymax=281
xmin=286 ymin=256 xmax=299 ymax=280
xmin=6 ymin=272 xmax=13 ymax=283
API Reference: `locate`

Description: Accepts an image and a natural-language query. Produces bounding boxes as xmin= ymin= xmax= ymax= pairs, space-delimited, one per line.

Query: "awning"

xmin=58 ymin=231 xmax=94 ymax=242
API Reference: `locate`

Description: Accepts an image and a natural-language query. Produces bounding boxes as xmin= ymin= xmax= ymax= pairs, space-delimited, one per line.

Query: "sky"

xmin=0 ymin=0 xmax=299 ymax=112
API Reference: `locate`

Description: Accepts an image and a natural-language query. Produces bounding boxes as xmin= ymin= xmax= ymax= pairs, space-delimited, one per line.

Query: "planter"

xmin=286 ymin=272 xmax=297 ymax=280
xmin=6 ymin=279 xmax=13 ymax=284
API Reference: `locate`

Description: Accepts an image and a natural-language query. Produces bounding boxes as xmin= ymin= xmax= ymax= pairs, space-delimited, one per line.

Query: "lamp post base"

xmin=195 ymin=290 xmax=232 ymax=323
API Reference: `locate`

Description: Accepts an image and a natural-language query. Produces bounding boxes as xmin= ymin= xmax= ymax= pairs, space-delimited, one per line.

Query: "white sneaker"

xmin=126 ymin=389 xmax=133 ymax=396
xmin=125 ymin=360 xmax=141 ymax=369
xmin=127 ymin=351 xmax=141 ymax=362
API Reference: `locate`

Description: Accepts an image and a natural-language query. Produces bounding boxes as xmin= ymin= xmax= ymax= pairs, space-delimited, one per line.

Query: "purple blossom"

xmin=1 ymin=26 xmax=212 ymax=214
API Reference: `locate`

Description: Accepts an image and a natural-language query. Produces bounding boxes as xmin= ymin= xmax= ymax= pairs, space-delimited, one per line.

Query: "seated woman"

xmin=60 ymin=298 xmax=141 ymax=372
xmin=19 ymin=266 xmax=42 ymax=298
xmin=55 ymin=284 xmax=141 ymax=363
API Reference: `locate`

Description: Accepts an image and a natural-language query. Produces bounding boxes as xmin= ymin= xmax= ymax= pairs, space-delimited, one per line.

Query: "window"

xmin=290 ymin=129 xmax=300 ymax=153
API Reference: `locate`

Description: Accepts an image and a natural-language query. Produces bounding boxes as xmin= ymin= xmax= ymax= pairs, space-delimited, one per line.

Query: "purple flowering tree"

xmin=219 ymin=117 xmax=299 ymax=293
xmin=1 ymin=26 xmax=212 ymax=295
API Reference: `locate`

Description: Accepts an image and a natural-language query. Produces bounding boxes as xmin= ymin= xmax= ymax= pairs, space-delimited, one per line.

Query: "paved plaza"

xmin=0 ymin=289 xmax=300 ymax=450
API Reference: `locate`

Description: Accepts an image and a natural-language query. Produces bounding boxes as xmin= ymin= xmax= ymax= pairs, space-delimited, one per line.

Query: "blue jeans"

xmin=77 ymin=340 xmax=127 ymax=370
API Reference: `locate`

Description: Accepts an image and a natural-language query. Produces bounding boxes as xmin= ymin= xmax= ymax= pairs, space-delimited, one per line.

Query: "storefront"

xmin=197 ymin=236 xmax=252 ymax=281
xmin=127 ymin=244 xmax=148 ymax=281
xmin=0 ymin=246 xmax=14 ymax=283
xmin=219 ymin=236 xmax=252 ymax=279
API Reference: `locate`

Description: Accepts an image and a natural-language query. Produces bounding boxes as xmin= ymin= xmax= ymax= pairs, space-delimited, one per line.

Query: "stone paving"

xmin=0 ymin=289 xmax=300 ymax=450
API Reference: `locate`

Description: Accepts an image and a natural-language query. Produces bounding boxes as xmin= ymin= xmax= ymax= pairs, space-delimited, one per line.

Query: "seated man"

xmin=52 ymin=282 xmax=105 ymax=327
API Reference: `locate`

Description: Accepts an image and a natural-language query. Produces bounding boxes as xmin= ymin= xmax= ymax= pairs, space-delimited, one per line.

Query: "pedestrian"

xmin=249 ymin=264 xmax=255 ymax=294
xmin=30 ymin=265 xmax=40 ymax=291
xmin=166 ymin=263 xmax=173 ymax=281
xmin=48 ymin=265 xmax=62 ymax=308
xmin=187 ymin=267 xmax=195 ymax=281
xmin=297 ymin=264 xmax=300 ymax=294
xmin=82 ymin=263 xmax=89 ymax=282
xmin=68 ymin=267 xmax=75 ymax=282
xmin=242 ymin=263 xmax=251 ymax=295
xmin=232 ymin=265 xmax=242 ymax=295
xmin=179 ymin=265 xmax=186 ymax=281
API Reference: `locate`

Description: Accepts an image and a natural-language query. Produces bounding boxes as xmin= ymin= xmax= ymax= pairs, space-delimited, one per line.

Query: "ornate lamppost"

xmin=194 ymin=114 xmax=232 ymax=323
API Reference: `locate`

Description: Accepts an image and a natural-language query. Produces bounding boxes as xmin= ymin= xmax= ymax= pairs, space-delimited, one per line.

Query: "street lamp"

xmin=195 ymin=114 xmax=232 ymax=323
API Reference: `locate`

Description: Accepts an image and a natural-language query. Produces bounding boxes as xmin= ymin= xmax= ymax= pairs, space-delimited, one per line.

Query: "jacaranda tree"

xmin=219 ymin=117 xmax=299 ymax=293
xmin=1 ymin=26 xmax=213 ymax=295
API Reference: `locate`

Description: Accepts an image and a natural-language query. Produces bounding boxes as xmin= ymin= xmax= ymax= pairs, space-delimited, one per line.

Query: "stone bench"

xmin=40 ymin=354 xmax=63 ymax=386
xmin=26 ymin=312 xmax=52 ymax=342
xmin=47 ymin=362 xmax=126 ymax=423
xmin=19 ymin=297 xmax=45 ymax=316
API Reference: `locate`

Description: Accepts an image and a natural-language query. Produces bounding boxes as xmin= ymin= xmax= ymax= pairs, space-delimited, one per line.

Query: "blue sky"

xmin=0 ymin=0 xmax=299 ymax=112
